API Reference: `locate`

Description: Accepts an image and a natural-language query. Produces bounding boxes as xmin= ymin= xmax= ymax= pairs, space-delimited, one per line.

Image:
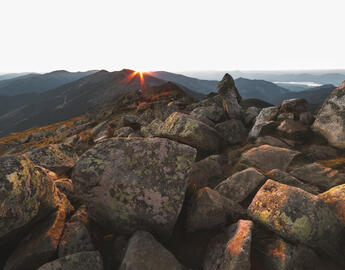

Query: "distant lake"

xmin=274 ymin=81 xmax=322 ymax=87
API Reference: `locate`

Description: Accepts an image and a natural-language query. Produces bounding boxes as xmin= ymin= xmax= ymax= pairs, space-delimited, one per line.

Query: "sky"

xmin=0 ymin=0 xmax=344 ymax=73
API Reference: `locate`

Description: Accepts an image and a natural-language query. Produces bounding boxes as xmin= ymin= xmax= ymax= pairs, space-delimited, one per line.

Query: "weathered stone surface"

xmin=312 ymin=82 xmax=345 ymax=149
xmin=4 ymin=195 xmax=73 ymax=270
xmin=277 ymin=119 xmax=311 ymax=141
xmin=290 ymin=163 xmax=345 ymax=190
xmin=72 ymin=137 xmax=196 ymax=238
xmin=37 ymin=251 xmax=103 ymax=270
xmin=217 ymin=73 xmax=243 ymax=119
xmin=158 ymin=112 xmax=222 ymax=152
xmin=302 ymin=144 xmax=340 ymax=161
xmin=113 ymin=127 xmax=134 ymax=138
xmin=255 ymin=136 xmax=290 ymax=148
xmin=244 ymin=107 xmax=261 ymax=126
xmin=215 ymin=168 xmax=265 ymax=203
xmin=191 ymin=105 xmax=226 ymax=123
xmin=215 ymin=119 xmax=248 ymax=145
xmin=280 ymin=98 xmax=308 ymax=114
xmin=0 ymin=155 xmax=59 ymax=242
xmin=299 ymin=111 xmax=314 ymax=125
xmin=58 ymin=206 xmax=94 ymax=257
xmin=240 ymin=145 xmax=300 ymax=171
xmin=248 ymin=180 xmax=345 ymax=264
xmin=186 ymin=188 xmax=246 ymax=232
xmin=255 ymin=234 xmax=320 ymax=270
xmin=25 ymin=144 xmax=78 ymax=175
xmin=140 ymin=119 xmax=163 ymax=138
xmin=319 ymin=184 xmax=345 ymax=225
xmin=277 ymin=112 xmax=294 ymax=121
xmin=266 ymin=169 xmax=319 ymax=194
xmin=120 ymin=231 xmax=183 ymax=270
xmin=54 ymin=178 xmax=75 ymax=202
xmin=186 ymin=154 xmax=224 ymax=191
xmin=249 ymin=106 xmax=279 ymax=139
xmin=91 ymin=121 xmax=110 ymax=137
xmin=204 ymin=220 xmax=253 ymax=270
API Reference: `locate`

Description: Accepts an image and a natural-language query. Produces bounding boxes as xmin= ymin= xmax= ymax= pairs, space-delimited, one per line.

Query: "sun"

xmin=122 ymin=70 xmax=152 ymax=89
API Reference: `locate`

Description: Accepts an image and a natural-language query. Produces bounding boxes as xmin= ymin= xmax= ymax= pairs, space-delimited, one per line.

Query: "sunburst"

xmin=122 ymin=70 xmax=152 ymax=89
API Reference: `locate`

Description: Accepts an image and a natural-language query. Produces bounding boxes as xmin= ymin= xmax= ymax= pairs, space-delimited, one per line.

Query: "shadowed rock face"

xmin=248 ymin=180 xmax=345 ymax=265
xmin=312 ymin=82 xmax=345 ymax=149
xmin=72 ymin=137 xmax=196 ymax=238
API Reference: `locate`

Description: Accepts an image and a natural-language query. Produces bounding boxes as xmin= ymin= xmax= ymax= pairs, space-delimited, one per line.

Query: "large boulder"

xmin=215 ymin=119 xmax=248 ymax=145
xmin=277 ymin=119 xmax=311 ymax=141
xmin=289 ymin=163 xmax=345 ymax=190
xmin=158 ymin=112 xmax=222 ymax=152
xmin=248 ymin=180 xmax=345 ymax=264
xmin=37 ymin=251 xmax=103 ymax=270
xmin=248 ymin=106 xmax=279 ymax=139
xmin=217 ymin=73 xmax=242 ymax=119
xmin=280 ymin=98 xmax=308 ymax=114
xmin=0 ymin=155 xmax=59 ymax=244
xmin=186 ymin=188 xmax=246 ymax=232
xmin=120 ymin=231 xmax=183 ymax=270
xmin=240 ymin=145 xmax=300 ymax=171
xmin=25 ymin=144 xmax=78 ymax=175
xmin=190 ymin=105 xmax=226 ymax=123
xmin=215 ymin=167 xmax=265 ymax=202
xmin=204 ymin=220 xmax=253 ymax=270
xmin=72 ymin=137 xmax=196 ymax=238
xmin=312 ymin=82 xmax=345 ymax=149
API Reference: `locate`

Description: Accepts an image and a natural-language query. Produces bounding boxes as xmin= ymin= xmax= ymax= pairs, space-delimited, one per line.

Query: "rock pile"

xmin=0 ymin=76 xmax=345 ymax=269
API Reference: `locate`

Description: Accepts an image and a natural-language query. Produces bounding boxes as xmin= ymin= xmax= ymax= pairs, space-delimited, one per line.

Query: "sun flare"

xmin=122 ymin=70 xmax=152 ymax=89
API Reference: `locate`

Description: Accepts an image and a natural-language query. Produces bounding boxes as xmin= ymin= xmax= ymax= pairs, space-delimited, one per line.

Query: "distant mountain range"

xmin=0 ymin=73 xmax=35 ymax=81
xmin=0 ymin=69 xmax=339 ymax=137
xmin=0 ymin=70 xmax=97 ymax=96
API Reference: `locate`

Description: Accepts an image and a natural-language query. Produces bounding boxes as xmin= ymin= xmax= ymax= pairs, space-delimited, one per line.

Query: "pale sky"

xmin=0 ymin=0 xmax=344 ymax=73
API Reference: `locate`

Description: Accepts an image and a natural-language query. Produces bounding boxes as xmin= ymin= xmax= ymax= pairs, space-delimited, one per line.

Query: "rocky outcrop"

xmin=217 ymin=73 xmax=243 ymax=119
xmin=72 ymin=137 xmax=196 ymax=238
xmin=158 ymin=112 xmax=222 ymax=152
xmin=25 ymin=144 xmax=78 ymax=175
xmin=248 ymin=180 xmax=345 ymax=264
xmin=120 ymin=231 xmax=183 ymax=270
xmin=312 ymin=82 xmax=345 ymax=149
xmin=204 ymin=220 xmax=253 ymax=270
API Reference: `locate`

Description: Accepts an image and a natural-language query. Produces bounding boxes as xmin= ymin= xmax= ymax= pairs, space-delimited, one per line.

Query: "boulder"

xmin=140 ymin=119 xmax=163 ymax=138
xmin=72 ymin=137 xmax=196 ymax=238
xmin=299 ymin=111 xmax=314 ymax=126
xmin=90 ymin=121 xmax=110 ymax=137
xmin=248 ymin=180 xmax=345 ymax=264
xmin=158 ymin=112 xmax=222 ymax=152
xmin=280 ymin=98 xmax=308 ymax=114
xmin=302 ymin=144 xmax=340 ymax=161
xmin=37 ymin=251 xmax=103 ymax=270
xmin=277 ymin=119 xmax=311 ymax=141
xmin=277 ymin=112 xmax=294 ymax=121
xmin=204 ymin=220 xmax=253 ymax=270
xmin=190 ymin=105 xmax=226 ymax=123
xmin=240 ymin=145 xmax=300 ymax=171
xmin=215 ymin=119 xmax=248 ymax=145
xmin=217 ymin=73 xmax=243 ymax=119
xmin=290 ymin=163 xmax=345 ymax=190
xmin=312 ymin=82 xmax=345 ymax=149
xmin=25 ymin=144 xmax=78 ymax=175
xmin=4 ymin=195 xmax=73 ymax=270
xmin=215 ymin=168 xmax=265 ymax=202
xmin=120 ymin=231 xmax=183 ymax=270
xmin=319 ymin=184 xmax=345 ymax=225
xmin=113 ymin=127 xmax=134 ymax=138
xmin=186 ymin=154 xmax=224 ymax=191
xmin=244 ymin=107 xmax=261 ymax=127
xmin=186 ymin=188 xmax=246 ymax=232
xmin=0 ymin=155 xmax=59 ymax=243
xmin=266 ymin=169 xmax=319 ymax=194
xmin=248 ymin=106 xmax=279 ymax=139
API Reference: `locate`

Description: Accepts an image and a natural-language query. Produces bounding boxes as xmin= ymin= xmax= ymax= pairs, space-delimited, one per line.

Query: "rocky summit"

xmin=0 ymin=75 xmax=345 ymax=270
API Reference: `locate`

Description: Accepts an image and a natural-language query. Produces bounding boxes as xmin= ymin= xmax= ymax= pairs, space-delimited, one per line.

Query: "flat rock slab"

xmin=240 ymin=144 xmax=300 ymax=171
xmin=120 ymin=231 xmax=183 ymax=270
xmin=248 ymin=180 xmax=345 ymax=265
xmin=37 ymin=251 xmax=103 ymax=270
xmin=72 ymin=137 xmax=196 ymax=238
xmin=158 ymin=112 xmax=222 ymax=152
